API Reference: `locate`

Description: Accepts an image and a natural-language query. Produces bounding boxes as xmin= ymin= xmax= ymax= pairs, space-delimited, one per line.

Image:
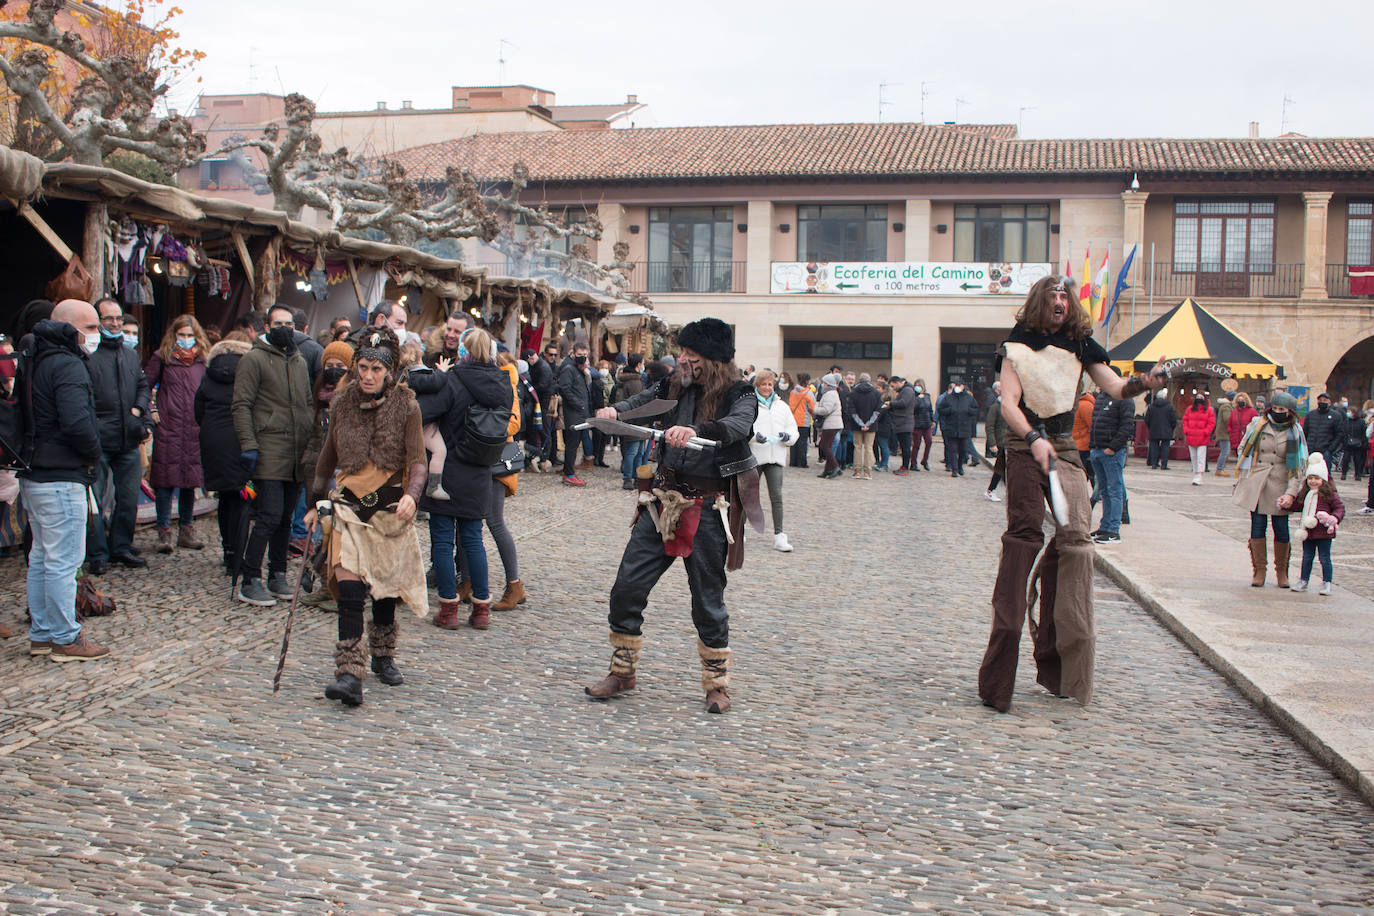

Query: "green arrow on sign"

xmin=959 ymin=282 xmax=982 ymax=291
xmin=836 ymin=283 xmax=858 ymax=290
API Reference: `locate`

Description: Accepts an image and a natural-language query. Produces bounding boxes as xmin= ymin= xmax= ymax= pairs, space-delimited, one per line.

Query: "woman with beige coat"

xmin=1233 ymin=392 xmax=1307 ymax=587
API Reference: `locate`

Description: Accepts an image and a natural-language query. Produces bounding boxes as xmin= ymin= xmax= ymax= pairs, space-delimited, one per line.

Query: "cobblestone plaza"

xmin=0 ymin=465 xmax=1371 ymax=913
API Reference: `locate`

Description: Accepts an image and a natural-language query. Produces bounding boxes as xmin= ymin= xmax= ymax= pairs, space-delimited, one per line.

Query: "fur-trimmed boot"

xmin=324 ymin=637 xmax=366 ymax=706
xmin=468 ymin=600 xmax=491 ymax=630
xmin=1273 ymin=539 xmax=1291 ymax=589
xmin=1249 ymin=537 xmax=1267 ymax=587
xmin=585 ymin=631 xmax=642 ymax=699
xmin=432 ymin=599 xmax=461 ymax=629
xmin=698 ymin=639 xmax=731 ymax=714
xmin=492 ymin=579 xmax=526 ymax=611
xmin=368 ymin=619 xmax=403 ymax=686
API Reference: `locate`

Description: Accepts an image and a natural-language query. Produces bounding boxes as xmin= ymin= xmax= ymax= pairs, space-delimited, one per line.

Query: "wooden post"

xmin=83 ymin=200 xmax=107 ymax=297
xmin=232 ymin=231 xmax=255 ymax=295
xmin=346 ymin=258 xmax=367 ymax=319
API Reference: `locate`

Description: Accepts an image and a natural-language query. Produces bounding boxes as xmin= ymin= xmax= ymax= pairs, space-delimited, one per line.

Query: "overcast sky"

xmin=168 ymin=0 xmax=1373 ymax=139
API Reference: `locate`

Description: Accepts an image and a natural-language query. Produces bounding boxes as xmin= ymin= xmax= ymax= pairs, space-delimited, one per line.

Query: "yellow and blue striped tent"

xmin=1108 ymin=298 xmax=1282 ymax=380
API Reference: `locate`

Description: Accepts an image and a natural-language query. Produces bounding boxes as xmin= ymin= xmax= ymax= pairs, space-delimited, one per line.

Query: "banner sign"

xmin=770 ymin=261 xmax=1054 ymax=296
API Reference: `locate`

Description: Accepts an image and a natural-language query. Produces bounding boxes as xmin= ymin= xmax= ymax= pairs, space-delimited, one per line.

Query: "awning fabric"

xmin=1108 ymin=298 xmax=1281 ymax=379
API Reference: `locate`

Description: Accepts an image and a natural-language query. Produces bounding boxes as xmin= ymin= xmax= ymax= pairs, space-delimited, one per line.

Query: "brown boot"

xmin=586 ymin=631 xmax=642 ymax=699
xmin=177 ymin=524 xmax=204 ymax=550
xmin=699 ymin=638 xmax=731 ymax=713
xmin=156 ymin=527 xmax=174 ymax=554
xmin=432 ymin=599 xmax=461 ymax=629
xmin=1249 ymin=538 xmax=1266 ymax=587
xmin=456 ymin=579 xmax=473 ymax=605
xmin=1273 ymin=539 xmax=1291 ymax=589
xmin=578 ymin=457 xmax=595 ymax=470
xmin=468 ymin=600 xmax=491 ymax=630
xmin=492 ymin=579 xmax=526 ymax=611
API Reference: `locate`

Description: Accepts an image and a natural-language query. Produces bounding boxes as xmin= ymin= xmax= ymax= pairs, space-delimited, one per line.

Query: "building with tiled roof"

xmin=403 ymin=120 xmax=1374 ymax=402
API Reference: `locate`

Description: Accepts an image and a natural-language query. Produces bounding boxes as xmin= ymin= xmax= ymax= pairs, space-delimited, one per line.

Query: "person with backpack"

xmin=424 ymin=328 xmax=514 ymax=632
xmin=20 ymin=299 xmax=110 ymax=662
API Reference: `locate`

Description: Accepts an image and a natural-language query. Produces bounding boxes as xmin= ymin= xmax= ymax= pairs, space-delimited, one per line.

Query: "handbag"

xmin=75 ymin=577 xmax=116 ymax=619
xmin=491 ymin=440 xmax=524 ymax=477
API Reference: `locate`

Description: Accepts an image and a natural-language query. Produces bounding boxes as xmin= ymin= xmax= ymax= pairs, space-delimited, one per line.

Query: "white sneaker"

xmin=1191 ymin=475 xmax=1202 ymax=485
xmin=1291 ymin=580 xmax=1308 ymax=592
xmin=1358 ymin=506 xmax=1374 ymax=515
xmin=1319 ymin=581 xmax=1332 ymax=596
xmin=773 ymin=532 xmax=793 ymax=552
xmin=985 ymin=490 xmax=1001 ymax=502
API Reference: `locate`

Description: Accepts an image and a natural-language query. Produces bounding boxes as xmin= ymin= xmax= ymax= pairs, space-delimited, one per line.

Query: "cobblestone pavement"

xmin=1 ymin=457 xmax=1372 ymax=913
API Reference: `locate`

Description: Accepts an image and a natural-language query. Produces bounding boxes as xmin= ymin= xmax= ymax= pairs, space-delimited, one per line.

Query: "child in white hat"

xmin=1292 ymin=453 xmax=1346 ymax=595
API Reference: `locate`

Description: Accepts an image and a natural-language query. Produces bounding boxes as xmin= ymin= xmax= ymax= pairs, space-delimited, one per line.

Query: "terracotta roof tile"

xmin=391 ymin=122 xmax=1374 ymax=184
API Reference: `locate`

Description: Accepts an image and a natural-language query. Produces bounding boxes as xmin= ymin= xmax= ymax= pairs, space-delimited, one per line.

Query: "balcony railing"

xmin=625 ymin=261 xmax=746 ymax=295
xmin=1326 ymin=264 xmax=1374 ymax=299
xmin=1138 ymin=262 xmax=1304 ymax=299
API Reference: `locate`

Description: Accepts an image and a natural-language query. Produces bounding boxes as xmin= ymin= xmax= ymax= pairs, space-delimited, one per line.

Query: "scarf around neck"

xmin=1237 ymin=416 xmax=1307 ymax=477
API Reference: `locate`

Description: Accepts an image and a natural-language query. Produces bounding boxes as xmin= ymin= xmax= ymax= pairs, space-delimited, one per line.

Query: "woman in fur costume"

xmin=303 ymin=327 xmax=428 ymax=707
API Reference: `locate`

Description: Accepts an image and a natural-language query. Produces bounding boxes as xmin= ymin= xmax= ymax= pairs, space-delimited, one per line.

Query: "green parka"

xmin=231 ymin=337 xmax=313 ymax=482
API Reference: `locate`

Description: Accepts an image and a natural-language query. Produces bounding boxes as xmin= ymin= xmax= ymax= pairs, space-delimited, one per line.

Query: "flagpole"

xmin=1148 ymin=242 xmax=1155 ymax=324
xmin=1130 ymin=265 xmax=1138 ymax=335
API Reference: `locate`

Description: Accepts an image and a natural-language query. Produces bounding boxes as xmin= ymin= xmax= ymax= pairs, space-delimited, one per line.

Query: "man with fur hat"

xmin=303 ymin=327 xmax=428 ymax=706
xmin=585 ymin=317 xmax=760 ymax=714
xmin=977 ymin=278 xmax=1166 ymax=713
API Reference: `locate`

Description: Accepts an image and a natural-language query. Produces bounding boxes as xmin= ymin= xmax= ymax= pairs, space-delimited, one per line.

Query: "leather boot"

xmin=432 ymin=599 xmax=461 ymax=629
xmin=1273 ymin=539 xmax=1291 ymax=589
xmin=457 ymin=579 xmax=473 ymax=604
xmin=156 ymin=527 xmax=174 ymax=554
xmin=324 ymin=637 xmax=366 ymax=706
xmin=177 ymin=524 xmax=204 ymax=550
xmin=468 ymin=600 xmax=491 ymax=630
xmin=586 ymin=631 xmax=641 ymax=699
xmin=699 ymin=638 xmax=731 ymax=714
xmin=492 ymin=579 xmax=526 ymax=611
xmin=368 ymin=620 xmax=403 ymax=686
xmin=1249 ymin=537 xmax=1267 ymax=587
xmin=578 ymin=457 xmax=595 ymax=470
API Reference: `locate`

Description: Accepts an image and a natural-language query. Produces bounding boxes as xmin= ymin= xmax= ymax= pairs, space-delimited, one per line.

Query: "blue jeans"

xmin=1300 ymin=538 xmax=1333 ymax=582
xmin=155 ymin=486 xmax=196 ymax=530
xmin=90 ymin=448 xmax=142 ymax=561
xmin=429 ymin=515 xmax=489 ymax=602
xmin=621 ymin=438 xmax=650 ymax=481
xmin=1215 ymin=438 xmax=1231 ymax=472
xmin=20 ymin=479 xmax=86 ymax=645
xmin=1089 ymin=448 xmax=1127 ymax=535
xmin=290 ymin=487 xmax=308 ymax=540
xmin=874 ymin=436 xmax=891 ymax=469
xmin=834 ymin=431 xmax=851 ymax=465
xmin=1251 ymin=511 xmax=1290 ymax=543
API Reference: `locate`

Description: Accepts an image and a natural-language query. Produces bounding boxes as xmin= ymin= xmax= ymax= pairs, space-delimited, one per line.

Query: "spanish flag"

xmin=1091 ymin=247 xmax=1110 ymax=322
xmin=1079 ymin=245 xmax=1093 ymax=316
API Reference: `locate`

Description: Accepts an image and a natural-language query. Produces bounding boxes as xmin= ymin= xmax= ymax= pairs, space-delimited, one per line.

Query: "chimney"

xmin=401 ymin=100 xmax=413 ymax=110
xmin=376 ymin=101 xmax=387 ymax=110
xmin=1248 ymin=121 xmax=1259 ymax=139
xmin=626 ymin=93 xmax=638 ymax=104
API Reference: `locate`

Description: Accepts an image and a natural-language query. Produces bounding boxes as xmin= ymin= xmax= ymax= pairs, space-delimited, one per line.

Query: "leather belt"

xmin=655 ymin=469 xmax=723 ymax=499
xmin=339 ymin=483 xmax=403 ymax=523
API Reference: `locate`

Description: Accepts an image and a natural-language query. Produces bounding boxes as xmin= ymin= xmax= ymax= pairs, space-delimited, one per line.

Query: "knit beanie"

xmin=322 ymin=339 xmax=355 ymax=368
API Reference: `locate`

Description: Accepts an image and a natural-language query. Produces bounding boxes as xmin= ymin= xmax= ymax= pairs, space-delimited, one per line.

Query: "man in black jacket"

xmin=585 ymin=318 xmax=758 ymax=714
xmin=937 ymin=382 xmax=979 ymax=477
xmin=86 ymin=298 xmax=151 ymax=574
xmin=556 ymin=341 xmax=591 ymax=485
xmin=848 ymin=373 xmax=883 ymax=479
xmin=20 ymin=300 xmax=110 ymax=662
xmin=1088 ymin=376 xmax=1135 ymax=544
xmin=528 ymin=344 xmax=557 ymax=468
xmin=1303 ymin=392 xmax=1341 ymax=473
xmin=1144 ymin=392 xmax=1178 ymax=469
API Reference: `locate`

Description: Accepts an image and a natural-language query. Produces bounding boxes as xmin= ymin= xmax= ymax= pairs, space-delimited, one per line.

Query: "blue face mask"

xmin=100 ymin=327 xmax=123 ymax=340
xmin=176 ymin=337 xmax=196 ymax=350
xmin=123 ymin=334 xmax=138 ymax=349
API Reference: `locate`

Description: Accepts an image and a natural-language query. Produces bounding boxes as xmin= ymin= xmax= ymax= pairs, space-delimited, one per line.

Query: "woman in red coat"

xmin=1182 ymin=392 xmax=1216 ymax=486
xmin=1227 ymin=393 xmax=1258 ymax=462
xmin=145 ymin=315 xmax=208 ymax=553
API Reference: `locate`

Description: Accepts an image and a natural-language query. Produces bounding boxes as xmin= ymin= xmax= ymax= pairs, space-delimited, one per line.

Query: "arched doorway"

xmin=1325 ymin=335 xmax=1374 ymax=407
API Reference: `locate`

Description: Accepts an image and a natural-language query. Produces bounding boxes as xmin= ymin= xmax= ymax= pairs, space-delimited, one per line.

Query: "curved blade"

xmin=1046 ymin=456 xmax=1071 ymax=528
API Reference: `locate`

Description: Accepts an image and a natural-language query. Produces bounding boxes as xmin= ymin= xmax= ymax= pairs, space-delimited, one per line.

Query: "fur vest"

xmin=327 ymin=380 xmax=417 ymax=475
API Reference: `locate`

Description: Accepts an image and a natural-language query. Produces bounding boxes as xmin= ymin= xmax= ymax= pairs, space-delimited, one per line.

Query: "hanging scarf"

xmin=756 ymin=390 xmax=777 ymax=410
xmin=1295 ymin=487 xmax=1321 ymax=542
xmin=1237 ymin=416 xmax=1307 ymax=477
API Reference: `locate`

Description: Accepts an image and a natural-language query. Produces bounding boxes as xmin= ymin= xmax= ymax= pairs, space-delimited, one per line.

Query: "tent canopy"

xmin=1108 ymin=298 xmax=1282 ymax=379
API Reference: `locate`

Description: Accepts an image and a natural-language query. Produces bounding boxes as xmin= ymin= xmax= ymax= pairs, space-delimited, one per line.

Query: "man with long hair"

xmin=585 ymin=318 xmax=759 ymax=714
xmin=977 ymin=277 xmax=1165 ymax=713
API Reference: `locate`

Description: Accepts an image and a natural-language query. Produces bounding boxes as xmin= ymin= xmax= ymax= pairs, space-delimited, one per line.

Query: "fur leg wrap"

xmin=333 ymin=636 xmax=367 ymax=680
xmin=697 ymin=638 xmax=731 ymax=693
xmin=368 ymin=620 xmax=399 ymax=660
xmin=609 ymin=631 xmax=643 ymax=677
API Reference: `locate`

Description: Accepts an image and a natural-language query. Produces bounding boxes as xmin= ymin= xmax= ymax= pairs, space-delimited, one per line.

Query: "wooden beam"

xmin=346 ymin=258 xmax=367 ymax=317
xmin=231 ymin=231 xmax=254 ymax=293
xmin=18 ymin=202 xmax=75 ymax=262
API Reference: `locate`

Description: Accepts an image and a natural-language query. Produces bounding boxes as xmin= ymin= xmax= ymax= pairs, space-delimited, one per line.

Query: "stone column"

xmin=745 ymin=200 xmax=774 ymax=295
xmin=904 ymin=199 xmax=931 ymax=261
xmin=1120 ymin=191 xmax=1149 ymax=268
xmin=1300 ymin=191 xmax=1333 ymax=300
xmin=596 ymin=202 xmax=627 ymax=264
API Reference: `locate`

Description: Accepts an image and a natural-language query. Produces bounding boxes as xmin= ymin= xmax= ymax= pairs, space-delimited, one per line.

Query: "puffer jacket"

xmin=420 ymin=360 xmax=514 ymax=521
xmin=1303 ymin=405 xmax=1340 ymax=453
xmin=616 ymin=367 xmax=645 ymax=401
xmin=1146 ymin=397 xmax=1178 ymax=440
xmin=750 ymin=393 xmax=799 ymax=466
xmin=912 ymin=390 xmax=935 ymax=429
xmin=87 ymin=332 xmax=151 ymax=454
xmin=814 ymin=387 xmax=843 ymax=430
xmin=888 ymin=384 xmax=916 ymax=433
xmin=789 ymin=386 xmax=816 ymax=429
xmin=1228 ymin=403 xmax=1257 ymax=444
xmin=231 ymin=336 xmax=313 ymax=482
xmin=848 ymin=381 xmax=883 ymax=430
xmin=937 ymin=389 xmax=979 ymax=438
xmin=18 ymin=320 xmax=101 ymax=485
xmin=1181 ymin=404 xmax=1216 ymax=447
xmin=194 ymin=338 xmax=252 ymax=493
xmin=1089 ymin=393 xmax=1136 ymax=452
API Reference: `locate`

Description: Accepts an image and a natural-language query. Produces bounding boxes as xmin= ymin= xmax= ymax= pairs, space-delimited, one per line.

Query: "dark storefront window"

xmin=647 ymin=207 xmax=734 ymax=292
xmin=953 ymin=204 xmax=1050 ymax=262
xmin=796 ymin=205 xmax=888 ymax=261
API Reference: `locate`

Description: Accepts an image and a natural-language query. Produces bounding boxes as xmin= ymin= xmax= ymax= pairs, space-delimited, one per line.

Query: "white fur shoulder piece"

xmin=1003 ymin=342 xmax=1081 ymax=417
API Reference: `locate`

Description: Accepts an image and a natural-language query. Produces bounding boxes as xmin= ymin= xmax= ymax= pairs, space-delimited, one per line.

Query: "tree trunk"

xmin=83 ymin=200 xmax=107 ymax=298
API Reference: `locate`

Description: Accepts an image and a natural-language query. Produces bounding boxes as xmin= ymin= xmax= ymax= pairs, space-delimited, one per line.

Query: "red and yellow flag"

xmin=1078 ymin=245 xmax=1093 ymax=315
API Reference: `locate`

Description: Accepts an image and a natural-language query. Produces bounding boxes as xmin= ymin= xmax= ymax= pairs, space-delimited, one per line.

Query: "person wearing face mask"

xmin=555 ymin=341 xmax=593 ymax=486
xmin=194 ymin=331 xmax=256 ymax=573
xmin=1181 ymin=390 xmax=1216 ymax=486
xmin=1339 ymin=402 xmax=1367 ymax=482
xmin=20 ymin=299 xmax=109 ymax=661
xmin=144 ymin=314 xmax=210 ymax=555
xmin=85 ymin=298 xmax=152 ymax=574
xmin=586 ymin=317 xmax=760 ymax=714
xmin=231 ymin=304 xmax=314 ymax=606
xmin=121 ymin=315 xmax=140 ymax=353
xmin=936 ymin=380 xmax=979 ymax=478
xmin=1302 ymin=392 xmax=1340 ymax=474
xmin=911 ymin=378 xmax=935 ymax=470
xmin=1234 ymin=392 xmax=1308 ymax=588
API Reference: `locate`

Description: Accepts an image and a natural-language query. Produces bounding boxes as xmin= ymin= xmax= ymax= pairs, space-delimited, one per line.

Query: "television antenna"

xmin=498 ymin=38 xmax=517 ymax=83
xmin=1281 ymin=94 xmax=1296 ymax=135
xmin=920 ymin=81 xmax=933 ymax=122
xmin=954 ymin=97 xmax=971 ymax=122
xmin=1018 ymin=106 xmax=1036 ymax=135
xmin=878 ymin=82 xmax=901 ymax=122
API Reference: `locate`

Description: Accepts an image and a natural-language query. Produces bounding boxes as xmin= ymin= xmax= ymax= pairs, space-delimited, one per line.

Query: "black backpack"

xmin=452 ymin=375 xmax=513 ymax=467
xmin=0 ymin=338 xmax=39 ymax=471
